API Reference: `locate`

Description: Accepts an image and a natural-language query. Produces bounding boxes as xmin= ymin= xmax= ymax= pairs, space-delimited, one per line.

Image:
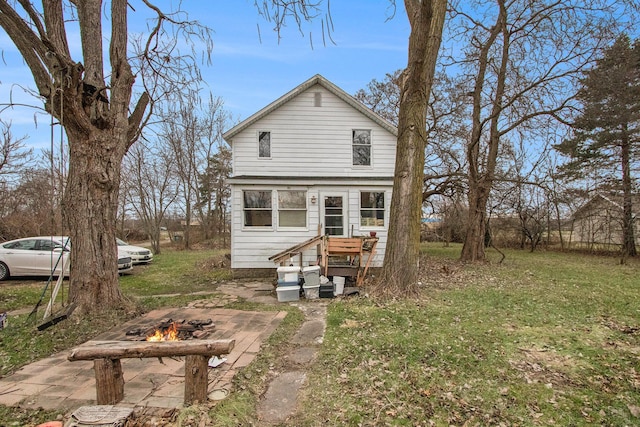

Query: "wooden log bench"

xmin=68 ymin=339 xmax=235 ymax=405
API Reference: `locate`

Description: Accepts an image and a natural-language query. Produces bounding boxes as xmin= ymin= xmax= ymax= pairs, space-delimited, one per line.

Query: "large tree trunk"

xmin=0 ymin=0 xmax=204 ymax=312
xmin=461 ymin=186 xmax=490 ymax=261
xmin=63 ymin=130 xmax=126 ymax=311
xmin=373 ymin=0 xmax=447 ymax=298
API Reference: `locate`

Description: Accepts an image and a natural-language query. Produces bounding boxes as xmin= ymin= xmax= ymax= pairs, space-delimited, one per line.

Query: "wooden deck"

xmin=270 ymin=235 xmax=378 ymax=286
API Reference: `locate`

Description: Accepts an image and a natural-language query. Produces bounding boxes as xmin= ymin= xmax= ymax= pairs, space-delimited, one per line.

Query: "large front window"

xmin=243 ymin=190 xmax=272 ymax=226
xmin=352 ymin=129 xmax=371 ymax=166
xmin=278 ymin=190 xmax=307 ymax=227
xmin=360 ymin=191 xmax=384 ymax=227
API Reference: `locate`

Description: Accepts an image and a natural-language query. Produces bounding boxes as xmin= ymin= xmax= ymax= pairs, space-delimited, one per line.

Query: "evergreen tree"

xmin=556 ymin=34 xmax=640 ymax=258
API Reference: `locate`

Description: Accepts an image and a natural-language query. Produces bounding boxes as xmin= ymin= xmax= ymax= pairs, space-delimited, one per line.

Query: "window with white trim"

xmin=243 ymin=190 xmax=272 ymax=226
xmin=360 ymin=191 xmax=385 ymax=227
xmin=352 ymin=129 xmax=371 ymax=166
xmin=258 ymin=131 xmax=271 ymax=158
xmin=278 ymin=190 xmax=307 ymax=227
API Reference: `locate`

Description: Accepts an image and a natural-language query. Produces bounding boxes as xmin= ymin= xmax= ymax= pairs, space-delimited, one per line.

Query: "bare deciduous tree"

xmin=122 ymin=140 xmax=179 ymax=254
xmin=0 ymin=119 xmax=32 ymax=179
xmin=0 ymin=1 xmax=211 ymax=312
xmin=449 ymin=0 xmax=627 ymax=262
xmin=157 ymin=94 xmax=229 ymax=248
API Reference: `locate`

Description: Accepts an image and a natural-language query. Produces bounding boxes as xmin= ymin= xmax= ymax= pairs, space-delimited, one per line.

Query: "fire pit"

xmin=125 ymin=318 xmax=215 ymax=341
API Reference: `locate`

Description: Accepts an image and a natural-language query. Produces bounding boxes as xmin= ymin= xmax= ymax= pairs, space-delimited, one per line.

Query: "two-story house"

xmin=222 ymin=74 xmax=398 ymax=277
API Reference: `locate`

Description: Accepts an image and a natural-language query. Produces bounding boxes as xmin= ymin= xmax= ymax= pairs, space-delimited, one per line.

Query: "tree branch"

xmin=0 ymin=1 xmax=51 ymax=96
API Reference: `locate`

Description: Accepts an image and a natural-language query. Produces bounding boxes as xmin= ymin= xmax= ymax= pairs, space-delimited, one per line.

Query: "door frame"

xmin=320 ymin=191 xmax=348 ymax=237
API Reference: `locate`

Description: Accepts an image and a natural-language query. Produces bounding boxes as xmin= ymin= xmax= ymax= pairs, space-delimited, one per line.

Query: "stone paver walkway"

xmin=256 ymin=302 xmax=328 ymax=425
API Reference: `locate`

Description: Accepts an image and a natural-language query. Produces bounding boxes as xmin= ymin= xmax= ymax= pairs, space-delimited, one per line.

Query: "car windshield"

xmin=116 ymin=238 xmax=128 ymax=246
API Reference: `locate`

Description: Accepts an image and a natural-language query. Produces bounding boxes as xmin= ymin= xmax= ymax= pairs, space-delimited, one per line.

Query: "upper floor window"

xmin=360 ymin=191 xmax=385 ymax=227
xmin=243 ymin=190 xmax=272 ymax=227
xmin=352 ymin=129 xmax=371 ymax=166
xmin=258 ymin=131 xmax=271 ymax=158
xmin=278 ymin=190 xmax=307 ymax=227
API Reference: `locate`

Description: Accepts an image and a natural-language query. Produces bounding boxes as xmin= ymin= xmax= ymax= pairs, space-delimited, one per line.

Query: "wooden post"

xmin=68 ymin=339 xmax=235 ymax=405
xmin=94 ymin=358 xmax=124 ymax=404
xmin=184 ymin=355 xmax=209 ymax=405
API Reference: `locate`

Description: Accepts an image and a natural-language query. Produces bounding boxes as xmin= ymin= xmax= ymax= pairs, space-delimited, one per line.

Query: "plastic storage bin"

xmin=303 ymin=283 xmax=320 ymax=299
xmin=276 ymin=285 xmax=300 ymax=302
xmin=277 ymin=266 xmax=300 ymax=286
xmin=302 ymin=265 xmax=321 ymax=287
xmin=333 ymin=276 xmax=345 ymax=295
xmin=320 ymin=282 xmax=335 ymax=298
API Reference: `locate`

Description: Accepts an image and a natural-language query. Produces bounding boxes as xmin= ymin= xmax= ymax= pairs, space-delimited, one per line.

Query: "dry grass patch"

xmin=289 ymin=244 xmax=640 ymax=426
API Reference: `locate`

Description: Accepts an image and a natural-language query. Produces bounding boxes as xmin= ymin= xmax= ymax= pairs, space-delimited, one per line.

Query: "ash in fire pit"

xmin=125 ymin=318 xmax=215 ymax=341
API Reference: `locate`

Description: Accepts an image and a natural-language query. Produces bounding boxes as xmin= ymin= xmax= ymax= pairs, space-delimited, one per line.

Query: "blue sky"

xmin=0 ymin=0 xmax=410 ymax=151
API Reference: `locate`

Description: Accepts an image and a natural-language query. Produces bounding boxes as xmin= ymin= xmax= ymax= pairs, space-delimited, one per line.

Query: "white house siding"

xmin=229 ymin=182 xmax=391 ymax=269
xmin=230 ymin=86 xmax=396 ymax=178
xmin=224 ymin=76 xmax=397 ymax=272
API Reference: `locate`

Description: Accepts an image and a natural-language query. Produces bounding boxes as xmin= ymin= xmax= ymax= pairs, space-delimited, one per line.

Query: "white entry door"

xmin=322 ymin=193 xmax=347 ymax=236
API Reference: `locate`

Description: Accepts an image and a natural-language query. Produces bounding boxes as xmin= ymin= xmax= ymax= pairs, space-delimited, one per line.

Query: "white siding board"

xmin=231 ymin=183 xmax=391 ymax=269
xmin=227 ymin=79 xmax=396 ymax=272
xmin=229 ymin=86 xmax=396 ymax=177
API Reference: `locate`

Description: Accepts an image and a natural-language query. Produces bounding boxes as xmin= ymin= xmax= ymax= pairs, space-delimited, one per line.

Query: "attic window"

xmin=314 ymin=92 xmax=322 ymax=107
xmin=352 ymin=129 xmax=371 ymax=166
xmin=258 ymin=131 xmax=271 ymax=158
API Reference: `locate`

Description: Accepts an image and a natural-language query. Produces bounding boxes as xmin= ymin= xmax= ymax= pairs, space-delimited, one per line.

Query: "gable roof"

xmin=573 ymin=192 xmax=640 ymax=220
xmin=222 ymin=74 xmax=398 ymax=141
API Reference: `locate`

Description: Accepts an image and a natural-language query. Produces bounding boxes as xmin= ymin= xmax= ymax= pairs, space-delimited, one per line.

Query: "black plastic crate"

xmin=319 ymin=282 xmax=334 ymax=298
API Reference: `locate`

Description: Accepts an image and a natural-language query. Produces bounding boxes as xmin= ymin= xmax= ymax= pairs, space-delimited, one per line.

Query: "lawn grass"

xmin=118 ymin=248 xmax=233 ymax=297
xmin=1 ymin=243 xmax=639 ymax=426
xmin=285 ymin=243 xmax=640 ymax=426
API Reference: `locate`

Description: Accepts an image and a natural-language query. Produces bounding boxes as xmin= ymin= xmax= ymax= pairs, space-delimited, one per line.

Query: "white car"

xmin=116 ymin=238 xmax=153 ymax=265
xmin=0 ymin=236 xmax=132 ymax=280
xmin=117 ymin=253 xmax=133 ymax=274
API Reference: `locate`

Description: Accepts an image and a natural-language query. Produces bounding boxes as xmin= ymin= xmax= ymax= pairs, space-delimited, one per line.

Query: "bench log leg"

xmin=94 ymin=358 xmax=124 ymax=405
xmin=184 ymin=355 xmax=208 ymax=405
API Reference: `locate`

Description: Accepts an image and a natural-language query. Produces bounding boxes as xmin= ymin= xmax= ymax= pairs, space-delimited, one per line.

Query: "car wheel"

xmin=0 ymin=262 xmax=9 ymax=281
